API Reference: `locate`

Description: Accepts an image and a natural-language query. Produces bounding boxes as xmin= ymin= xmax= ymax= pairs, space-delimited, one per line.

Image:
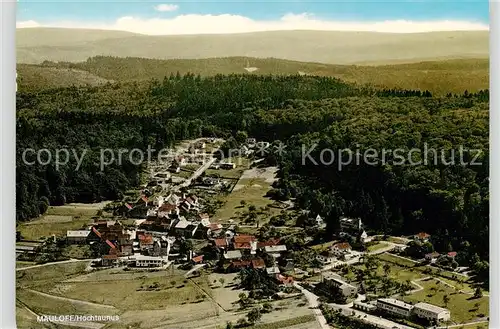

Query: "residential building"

xmin=251 ymin=258 xmax=266 ymax=270
xmin=425 ymin=252 xmax=441 ymax=263
xmin=275 ymin=274 xmax=294 ymax=286
xmin=353 ymin=301 xmax=377 ymax=312
xmin=315 ymin=215 xmax=324 ymax=226
xmin=340 ymin=217 xmax=363 ymax=231
xmin=101 ymin=254 xmax=118 ymax=267
xmin=220 ymin=162 xmax=236 ymax=169
xmin=266 ymin=266 xmax=280 ymax=276
xmin=317 ymin=251 xmax=336 ymax=265
xmin=413 ymin=302 xmax=451 ymax=322
xmin=359 ymin=230 xmax=368 ymax=243
xmin=223 ymin=250 xmax=242 ymax=260
xmin=331 ymin=242 xmax=352 ymax=258
xmin=322 ymin=273 xmax=358 ymax=298
xmin=66 ymin=230 xmax=90 ymax=244
xmin=174 ymin=218 xmax=198 ymax=238
xmin=376 ymin=298 xmax=414 ymax=318
xmin=130 ymin=255 xmax=164 ymax=267
xmin=414 ymin=232 xmax=431 ymax=242
xmin=264 ymin=245 xmax=287 ymax=258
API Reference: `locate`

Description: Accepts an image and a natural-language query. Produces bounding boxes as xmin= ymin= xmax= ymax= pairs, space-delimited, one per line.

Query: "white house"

xmin=413 ymin=302 xmax=451 ymax=322
xmin=331 ymin=242 xmax=352 ymax=258
xmin=315 ymin=215 xmax=324 ymax=226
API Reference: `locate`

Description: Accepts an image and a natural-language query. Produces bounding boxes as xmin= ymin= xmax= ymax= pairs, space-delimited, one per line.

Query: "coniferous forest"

xmin=16 ymin=73 xmax=489 ymax=277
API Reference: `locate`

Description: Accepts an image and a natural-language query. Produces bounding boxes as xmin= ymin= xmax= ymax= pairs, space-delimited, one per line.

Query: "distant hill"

xmin=16 ymin=28 xmax=489 ymax=65
xmin=17 ymin=65 xmax=112 ymax=91
xmin=17 ymin=56 xmax=489 ymax=95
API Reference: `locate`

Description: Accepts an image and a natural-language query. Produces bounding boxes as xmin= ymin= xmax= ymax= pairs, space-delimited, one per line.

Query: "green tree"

xmin=247 ymin=308 xmax=262 ymax=324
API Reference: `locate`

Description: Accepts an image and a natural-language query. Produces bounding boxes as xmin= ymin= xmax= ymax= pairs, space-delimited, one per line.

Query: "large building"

xmin=322 ymin=272 xmax=358 ymax=298
xmin=376 ymin=298 xmax=414 ymax=318
xmin=413 ymin=302 xmax=451 ymax=322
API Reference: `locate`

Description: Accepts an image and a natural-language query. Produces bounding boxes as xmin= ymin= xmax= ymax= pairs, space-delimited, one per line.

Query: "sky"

xmin=16 ymin=0 xmax=490 ymax=35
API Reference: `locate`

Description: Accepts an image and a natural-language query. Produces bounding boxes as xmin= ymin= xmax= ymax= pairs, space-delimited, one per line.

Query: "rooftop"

xmin=414 ymin=302 xmax=449 ymax=314
xmin=264 ymin=245 xmax=287 ymax=253
xmin=234 ymin=235 xmax=256 ymax=243
xmin=67 ymin=230 xmax=90 ymax=237
xmin=224 ymin=250 xmax=242 ymax=259
xmin=332 ymin=242 xmax=352 ymax=250
xmin=378 ymin=298 xmax=414 ymax=311
xmin=266 ymin=266 xmax=280 ymax=275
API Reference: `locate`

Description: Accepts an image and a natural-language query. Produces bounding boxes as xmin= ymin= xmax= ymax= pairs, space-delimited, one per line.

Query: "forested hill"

xmin=17 ymin=74 xmax=489 ymax=273
xmin=17 ymin=56 xmax=489 ymax=95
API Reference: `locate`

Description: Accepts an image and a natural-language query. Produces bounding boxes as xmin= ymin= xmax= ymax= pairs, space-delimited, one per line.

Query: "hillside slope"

xmin=16 ymin=28 xmax=489 ymax=65
xmin=18 ymin=56 xmax=489 ymax=95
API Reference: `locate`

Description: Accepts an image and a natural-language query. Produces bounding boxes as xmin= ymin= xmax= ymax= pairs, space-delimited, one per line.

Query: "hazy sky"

xmin=16 ymin=0 xmax=490 ymax=35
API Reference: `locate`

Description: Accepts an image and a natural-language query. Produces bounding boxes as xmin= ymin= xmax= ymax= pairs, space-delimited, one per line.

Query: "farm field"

xmin=16 ymin=260 xmax=319 ymax=329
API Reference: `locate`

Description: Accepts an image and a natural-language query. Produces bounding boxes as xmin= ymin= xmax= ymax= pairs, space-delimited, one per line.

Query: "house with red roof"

xmin=331 ymin=242 xmax=352 ymax=257
xmin=414 ymin=232 xmax=431 ymax=242
xmin=251 ymin=258 xmax=266 ymax=270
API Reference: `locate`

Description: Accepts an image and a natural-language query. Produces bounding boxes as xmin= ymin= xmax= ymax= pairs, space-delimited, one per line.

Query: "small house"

xmin=66 ymin=230 xmax=90 ymax=244
xmin=220 ymin=162 xmax=236 ymax=170
xmin=414 ymin=232 xmax=431 ymax=242
xmin=331 ymin=242 xmax=352 ymax=257
xmin=101 ymin=254 xmax=118 ymax=267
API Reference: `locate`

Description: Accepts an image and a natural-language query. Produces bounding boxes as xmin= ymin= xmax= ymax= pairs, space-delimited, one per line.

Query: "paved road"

xmin=293 ymin=282 xmax=331 ymax=329
xmin=181 ymin=157 xmax=217 ymax=187
xmin=184 ymin=263 xmax=207 ymax=277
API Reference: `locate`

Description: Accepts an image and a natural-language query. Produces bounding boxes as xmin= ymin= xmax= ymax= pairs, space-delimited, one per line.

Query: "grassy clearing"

xmin=376 ymin=253 xmax=417 ymax=267
xmin=214 ymin=178 xmax=278 ymax=223
xmin=40 ymin=274 xmax=212 ymax=310
xmin=387 ymin=237 xmax=409 ymax=244
xmin=404 ymin=279 xmax=489 ymax=323
xmin=17 ymin=217 xmax=92 ymax=241
xmin=16 ymin=261 xmax=89 ymax=290
xmin=46 ymin=206 xmax=99 ymax=217
xmin=16 ymin=289 xmax=120 ymax=317
xmin=367 ymin=242 xmax=389 ymax=252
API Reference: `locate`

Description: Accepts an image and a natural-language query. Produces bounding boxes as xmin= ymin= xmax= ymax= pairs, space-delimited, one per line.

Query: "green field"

xmin=17 ymin=205 xmax=102 ymax=241
xmin=403 ymin=279 xmax=489 ymax=324
xmin=367 ymin=242 xmax=389 ymax=253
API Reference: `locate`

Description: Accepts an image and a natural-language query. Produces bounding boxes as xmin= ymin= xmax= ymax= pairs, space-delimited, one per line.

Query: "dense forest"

xmin=17 ymin=73 xmax=489 ymax=270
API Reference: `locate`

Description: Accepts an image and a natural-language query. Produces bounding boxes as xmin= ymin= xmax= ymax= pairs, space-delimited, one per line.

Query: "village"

xmin=16 ymin=137 xmax=489 ymax=329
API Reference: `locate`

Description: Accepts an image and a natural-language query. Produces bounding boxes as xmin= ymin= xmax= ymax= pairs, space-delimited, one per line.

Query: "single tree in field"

xmin=219 ymin=278 xmax=225 ymax=287
xmin=240 ymin=200 xmax=247 ymax=207
xmin=383 ymin=264 xmax=391 ymax=276
xmin=474 ymin=287 xmax=483 ymax=298
xmin=443 ymin=294 xmax=450 ymax=307
xmin=247 ymin=308 xmax=262 ymax=324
